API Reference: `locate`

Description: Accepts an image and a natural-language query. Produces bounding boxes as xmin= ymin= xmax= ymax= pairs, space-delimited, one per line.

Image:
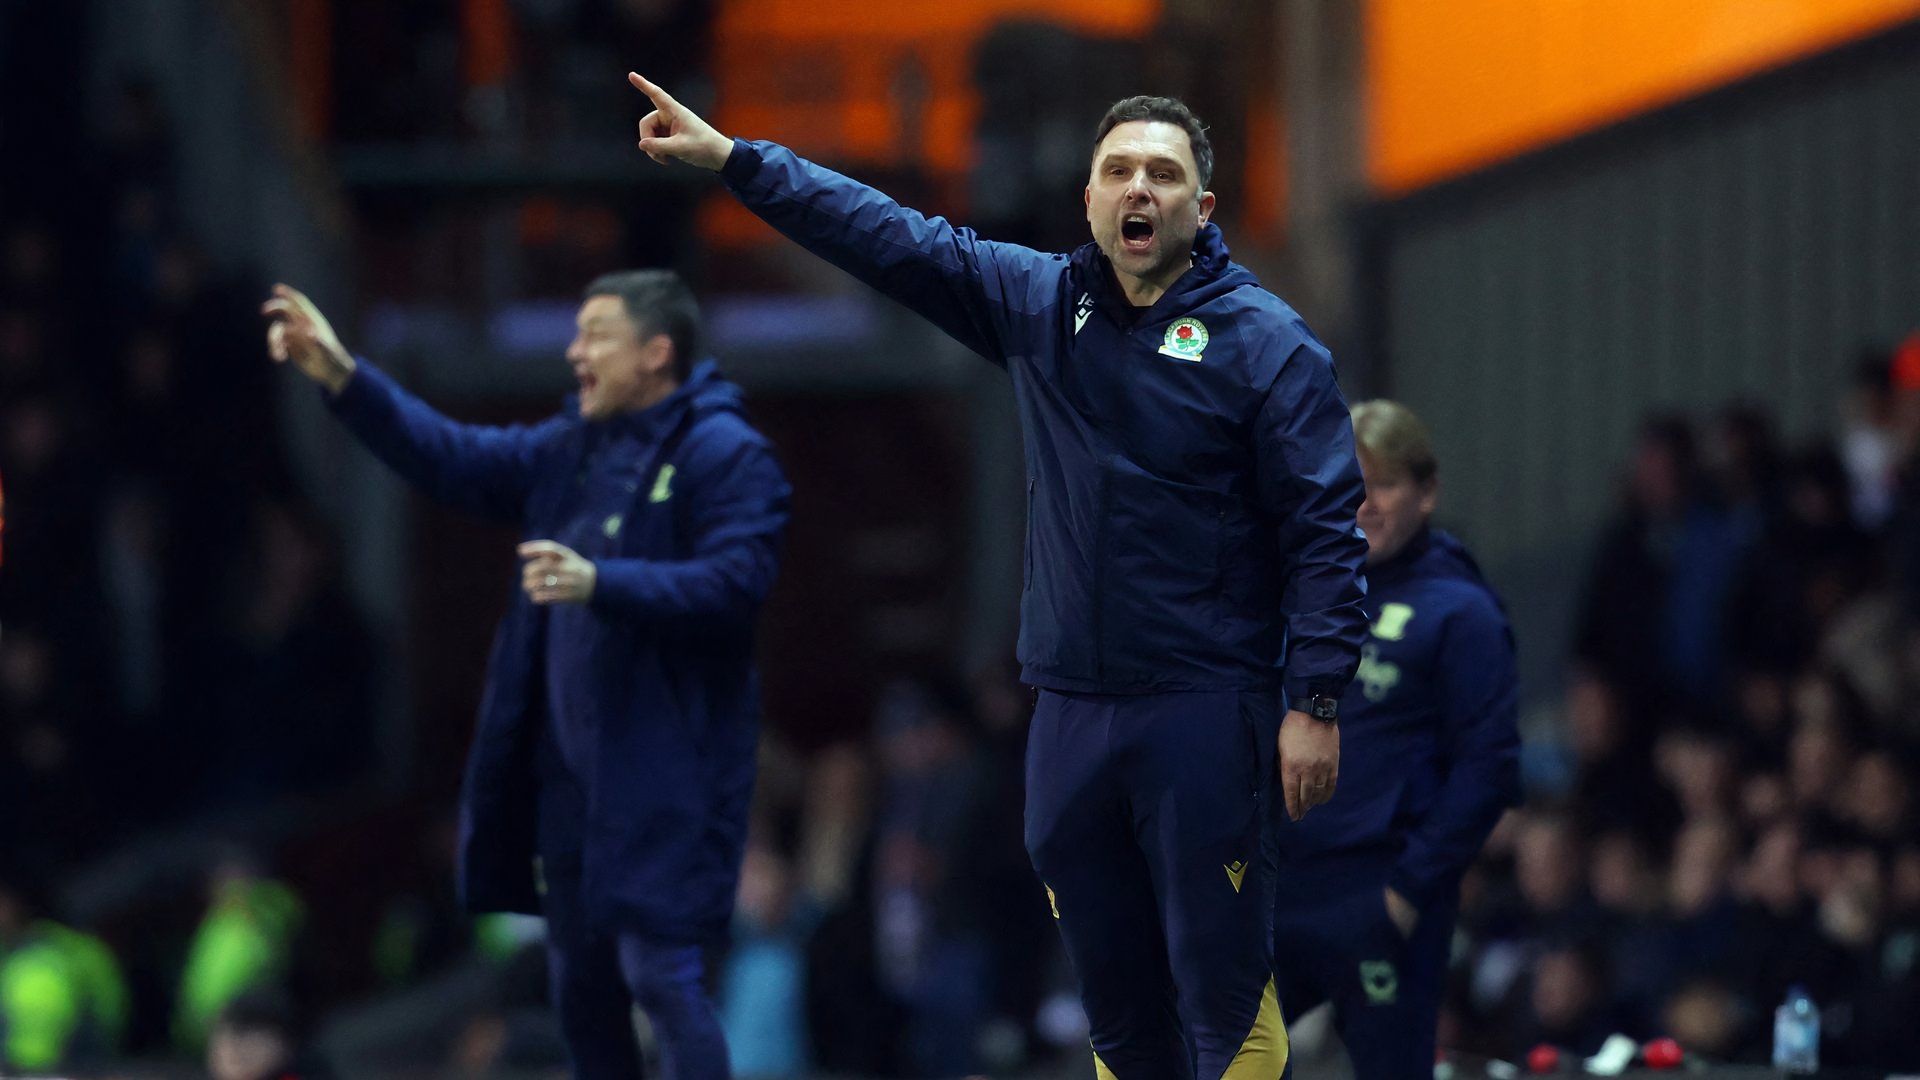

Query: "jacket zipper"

xmin=1024 ymin=477 xmax=1035 ymax=591
xmin=1092 ymin=469 xmax=1110 ymax=681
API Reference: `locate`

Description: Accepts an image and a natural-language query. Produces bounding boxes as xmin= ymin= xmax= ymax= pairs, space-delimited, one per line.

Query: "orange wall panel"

xmin=702 ymin=0 xmax=1160 ymax=251
xmin=1366 ymin=0 xmax=1920 ymax=194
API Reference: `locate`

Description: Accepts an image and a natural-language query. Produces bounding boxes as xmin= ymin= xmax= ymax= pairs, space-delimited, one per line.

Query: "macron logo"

xmin=1073 ymin=293 xmax=1094 ymax=335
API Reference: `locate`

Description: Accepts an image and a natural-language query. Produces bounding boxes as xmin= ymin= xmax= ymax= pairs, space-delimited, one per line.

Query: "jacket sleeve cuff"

xmin=1282 ymin=676 xmax=1344 ymax=710
xmin=323 ymin=357 xmax=382 ymax=413
xmin=321 ymin=360 xmax=382 ymax=433
xmin=719 ymin=137 xmax=761 ymax=187
xmin=587 ymin=559 xmax=653 ymax=618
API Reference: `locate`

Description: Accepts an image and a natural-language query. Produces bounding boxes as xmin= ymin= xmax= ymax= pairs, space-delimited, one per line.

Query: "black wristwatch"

xmin=1305 ymin=693 xmax=1340 ymax=724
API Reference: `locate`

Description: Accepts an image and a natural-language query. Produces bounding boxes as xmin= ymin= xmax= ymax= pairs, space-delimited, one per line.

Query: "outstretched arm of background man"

xmin=624 ymin=72 xmax=1054 ymax=367
xmin=263 ymin=284 xmax=560 ymax=523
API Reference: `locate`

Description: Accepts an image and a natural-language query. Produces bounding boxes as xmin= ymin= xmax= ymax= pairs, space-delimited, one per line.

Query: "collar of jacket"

xmin=1369 ymin=527 xmax=1504 ymax=607
xmin=1069 ymin=221 xmax=1252 ymax=328
xmin=1367 ymin=524 xmax=1435 ymax=586
xmin=563 ymin=359 xmax=737 ymax=443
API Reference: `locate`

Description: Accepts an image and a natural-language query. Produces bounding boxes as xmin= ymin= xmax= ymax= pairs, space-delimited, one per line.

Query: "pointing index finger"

xmin=627 ymin=72 xmax=673 ymax=110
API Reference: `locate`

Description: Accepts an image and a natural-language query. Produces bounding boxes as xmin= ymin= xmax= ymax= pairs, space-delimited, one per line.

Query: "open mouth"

xmin=1121 ymin=214 xmax=1155 ymax=250
xmin=577 ymin=372 xmax=598 ymax=396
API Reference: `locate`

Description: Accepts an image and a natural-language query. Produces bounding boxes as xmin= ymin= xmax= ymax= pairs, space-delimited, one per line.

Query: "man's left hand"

xmin=519 ymin=541 xmax=596 ymax=605
xmin=1276 ymin=708 xmax=1339 ymax=821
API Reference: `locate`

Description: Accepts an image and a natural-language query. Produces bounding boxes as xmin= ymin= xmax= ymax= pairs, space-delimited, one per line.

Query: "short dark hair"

xmin=583 ymin=269 xmax=702 ymax=383
xmin=1093 ymin=95 xmax=1214 ymax=191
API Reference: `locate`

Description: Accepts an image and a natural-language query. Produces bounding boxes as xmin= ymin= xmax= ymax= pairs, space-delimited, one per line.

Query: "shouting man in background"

xmin=264 ymin=271 xmax=789 ymax=1080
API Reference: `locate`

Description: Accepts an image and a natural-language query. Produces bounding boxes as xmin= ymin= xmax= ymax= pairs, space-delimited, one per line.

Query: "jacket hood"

xmin=674 ymin=359 xmax=747 ymax=418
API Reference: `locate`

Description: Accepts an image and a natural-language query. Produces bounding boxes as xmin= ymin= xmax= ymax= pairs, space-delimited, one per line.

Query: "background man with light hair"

xmin=1271 ymin=399 xmax=1521 ymax=1078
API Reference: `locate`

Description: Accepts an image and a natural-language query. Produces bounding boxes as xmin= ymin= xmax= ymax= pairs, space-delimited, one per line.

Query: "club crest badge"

xmin=1158 ymin=317 xmax=1208 ymax=362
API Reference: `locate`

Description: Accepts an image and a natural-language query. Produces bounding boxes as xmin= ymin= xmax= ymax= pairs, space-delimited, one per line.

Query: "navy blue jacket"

xmin=328 ymin=359 xmax=790 ymax=940
xmin=1275 ymin=529 xmax=1521 ymax=907
xmin=722 ymin=140 xmax=1367 ymax=699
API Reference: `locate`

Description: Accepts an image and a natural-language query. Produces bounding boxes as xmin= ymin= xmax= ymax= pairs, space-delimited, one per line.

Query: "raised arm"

xmin=263 ymin=284 xmax=560 ymax=522
xmin=625 ymin=73 xmax=1057 ymax=365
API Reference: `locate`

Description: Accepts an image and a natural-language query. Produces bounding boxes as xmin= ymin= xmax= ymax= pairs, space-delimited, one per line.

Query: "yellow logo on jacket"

xmin=1372 ymin=602 xmax=1415 ymax=640
xmin=1356 ymin=644 xmax=1401 ymax=703
xmin=649 ymin=464 xmax=676 ymax=503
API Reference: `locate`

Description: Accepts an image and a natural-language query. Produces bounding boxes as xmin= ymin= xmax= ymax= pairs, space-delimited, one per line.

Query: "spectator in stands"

xmin=866 ymin=679 xmax=999 ymax=1076
xmin=1728 ymin=449 xmax=1876 ymax=687
xmin=1561 ymin=667 xmax=1678 ymax=838
xmin=1510 ymin=944 xmax=1615 ymax=1058
xmin=1512 ymin=812 xmax=1596 ymax=943
xmin=1707 ymin=403 xmax=1783 ymax=541
xmin=207 ymin=990 xmax=333 ymax=1080
xmin=1787 ymin=701 xmax=1861 ymax=820
xmin=1588 ymin=830 xmax=1669 ymax=1026
xmin=0 ymin=872 xmax=130 ymax=1072
xmin=1655 ymin=728 xmax=1738 ymax=822
xmin=1839 ymin=749 xmax=1914 ymax=843
xmin=174 ymin=857 xmax=305 ymax=1053
xmin=1727 ymin=821 xmax=1849 ymax=1007
xmin=719 ymin=839 xmax=816 ymax=1079
xmin=1840 ymin=353 xmax=1902 ymax=530
xmin=1577 ymin=416 xmax=1748 ymax=710
xmin=1660 ymin=977 xmax=1752 ymax=1063
xmin=1661 ymin=817 xmax=1742 ymax=978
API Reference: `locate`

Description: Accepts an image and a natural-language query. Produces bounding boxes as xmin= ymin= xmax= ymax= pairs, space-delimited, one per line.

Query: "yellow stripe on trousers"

xmin=1090 ymin=978 xmax=1287 ymax=1079
xmin=1222 ymin=978 xmax=1288 ymax=1079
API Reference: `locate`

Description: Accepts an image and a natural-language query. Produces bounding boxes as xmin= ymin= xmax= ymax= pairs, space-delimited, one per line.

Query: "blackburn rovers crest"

xmin=1158 ymin=317 xmax=1208 ymax=362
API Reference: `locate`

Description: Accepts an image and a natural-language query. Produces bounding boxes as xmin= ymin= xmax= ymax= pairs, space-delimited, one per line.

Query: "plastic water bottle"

xmin=1772 ymin=984 xmax=1820 ymax=1073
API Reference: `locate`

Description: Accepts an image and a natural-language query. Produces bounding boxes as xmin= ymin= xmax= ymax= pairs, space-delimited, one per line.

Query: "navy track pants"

xmin=1271 ymin=857 xmax=1454 ymax=1080
xmin=535 ymin=756 xmax=731 ymax=1080
xmin=1024 ymin=688 xmax=1288 ymax=1080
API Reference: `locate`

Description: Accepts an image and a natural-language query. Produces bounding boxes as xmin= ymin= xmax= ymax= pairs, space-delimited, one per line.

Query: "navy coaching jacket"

xmin=721 ymin=140 xmax=1367 ymax=699
xmin=1275 ymin=528 xmax=1521 ymax=907
xmin=328 ymin=359 xmax=790 ymax=940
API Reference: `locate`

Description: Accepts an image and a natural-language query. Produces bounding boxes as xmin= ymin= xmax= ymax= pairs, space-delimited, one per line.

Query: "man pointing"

xmin=624 ymin=73 xmax=1367 ymax=1079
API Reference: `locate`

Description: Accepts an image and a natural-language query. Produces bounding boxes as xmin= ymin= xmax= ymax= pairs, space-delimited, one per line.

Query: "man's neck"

xmin=1115 ymin=257 xmax=1193 ymax=308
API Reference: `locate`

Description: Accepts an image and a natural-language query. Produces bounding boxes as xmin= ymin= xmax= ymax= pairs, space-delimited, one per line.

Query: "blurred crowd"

xmin=0 ymin=67 xmax=377 ymax=861
xmin=1433 ymin=365 xmax=1920 ymax=1070
xmin=0 ymin=35 xmax=381 ymax=1078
